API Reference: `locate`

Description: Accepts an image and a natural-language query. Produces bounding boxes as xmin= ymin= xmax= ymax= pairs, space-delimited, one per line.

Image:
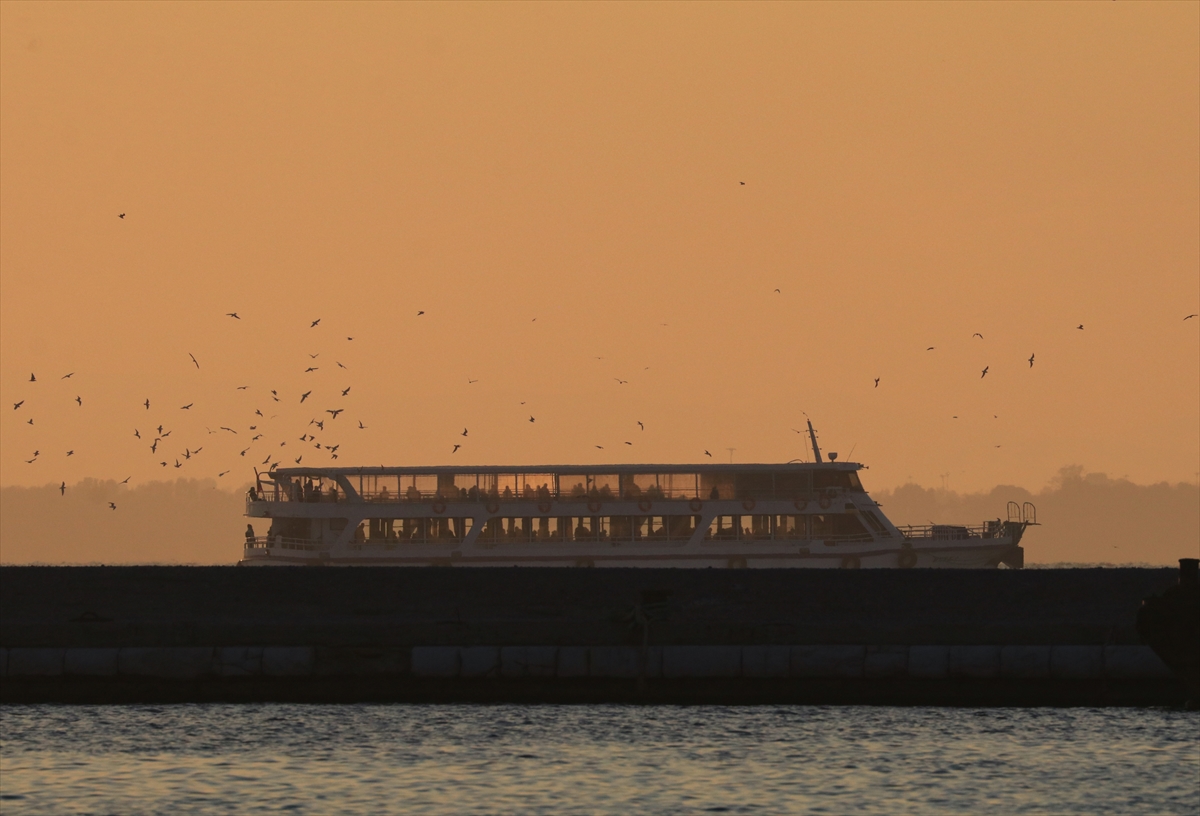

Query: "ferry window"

xmin=860 ymin=510 xmax=887 ymax=535
xmin=662 ymin=474 xmax=698 ymax=499
xmin=812 ymin=470 xmax=863 ymax=491
xmin=398 ymin=474 xmax=437 ymax=500
xmin=833 ymin=514 xmax=869 ymax=539
xmin=700 ymin=472 xmax=735 ymax=500
xmin=810 ymin=514 xmax=834 ymax=538
xmin=775 ymin=472 xmax=811 ymax=497
xmin=586 ymin=474 xmax=619 ymax=499
xmin=520 ymin=474 xmax=553 ymax=499
xmin=624 ymin=473 xmax=659 ymax=498
xmin=559 ymin=477 xmax=588 ymax=499
xmin=774 ymin=515 xmax=807 ymax=539
xmin=735 ymin=473 xmax=773 ymax=499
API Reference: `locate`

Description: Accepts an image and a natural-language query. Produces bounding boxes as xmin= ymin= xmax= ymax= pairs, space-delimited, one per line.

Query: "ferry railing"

xmin=899 ymin=521 xmax=1008 ymax=540
xmin=244 ymin=535 xmax=320 ymax=551
xmin=251 ymin=488 xmax=849 ymax=505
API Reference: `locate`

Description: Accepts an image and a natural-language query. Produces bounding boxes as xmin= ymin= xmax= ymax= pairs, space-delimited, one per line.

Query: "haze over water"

xmin=1 ymin=704 xmax=1197 ymax=815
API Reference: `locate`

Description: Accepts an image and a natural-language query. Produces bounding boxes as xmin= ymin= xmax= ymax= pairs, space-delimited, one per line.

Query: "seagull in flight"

xmin=311 ymin=318 xmax=321 ymax=328
xmin=452 ymin=444 xmax=461 ymax=453
xmin=326 ymin=409 xmax=343 ymax=419
xmin=462 ymin=428 xmax=468 ymax=437
xmin=221 ymin=427 xmax=237 ymax=434
xmin=595 ymin=445 xmax=603 ymax=450
xmin=468 ymin=379 xmax=478 ymax=384
xmin=237 ymin=386 xmax=249 ymax=390
xmin=118 ymin=213 xmax=125 ymax=219
xmin=13 ymin=400 xmax=23 ymax=410
xmin=218 ymin=470 xmax=229 ymax=477
xmin=624 ymin=441 xmax=632 ymax=446
xmin=120 ymin=477 xmax=131 ymax=485
xmin=417 ymin=310 xmax=425 ymax=316
xmin=226 ymin=313 xmax=240 ymax=319
xmin=108 ymin=502 xmax=117 ymax=510
xmin=181 ymin=403 xmax=193 ymax=410
xmin=61 ymin=372 xmax=74 ymax=379
xmin=337 ymin=362 xmax=348 ymax=370
xmin=1076 ymin=324 xmax=1084 ymax=330
xmin=255 ymin=409 xmax=264 ymax=417
xmin=66 ymin=450 xmax=74 ymax=456
xmin=300 ymin=391 xmax=312 ymax=403
xmin=151 ymin=440 xmax=159 ymax=453
xmin=75 ymin=396 xmax=82 ymax=406
xmin=304 ymin=367 xmax=318 ymax=373
xmin=308 ymin=353 xmax=319 ymax=359
xmin=615 ymin=378 xmax=628 ymax=385
xmin=1028 ymin=353 xmax=1035 ymax=368
xmin=358 ymin=420 xmax=367 ymax=429
xmin=29 ymin=373 xmax=36 ymax=382
xmin=60 ymin=482 xmax=66 ymax=495
xmin=341 ymin=387 xmax=351 ymax=396
xmin=529 ymin=416 xmax=535 ymax=423
xmin=637 ymin=421 xmax=644 ymax=431
xmin=927 ymin=347 xmax=935 ymax=351
xmin=189 ymin=353 xmax=199 ymax=368
xmin=1185 ymin=314 xmax=1198 ymax=320
xmin=144 ymin=399 xmax=150 ymax=410
xmin=704 ymin=450 xmax=712 ymax=457
xmin=980 ymin=366 xmax=989 ymax=378
xmin=972 ymin=333 xmax=983 ymax=339
xmin=134 ymin=429 xmax=141 ymax=439
xmin=874 ymin=377 xmax=880 ymax=388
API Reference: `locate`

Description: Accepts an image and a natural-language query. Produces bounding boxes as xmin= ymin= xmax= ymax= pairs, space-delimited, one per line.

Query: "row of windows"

xmin=269 ymin=470 xmax=864 ymax=504
xmin=306 ymin=513 xmax=879 ymax=545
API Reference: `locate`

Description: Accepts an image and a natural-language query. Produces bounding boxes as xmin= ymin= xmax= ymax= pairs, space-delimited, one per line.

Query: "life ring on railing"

xmin=898 ymin=548 xmax=918 ymax=569
xmin=587 ymin=499 xmax=602 ymax=514
xmin=485 ymin=500 xmax=500 ymax=515
xmin=432 ymin=500 xmax=447 ymax=514
xmin=689 ymin=498 xmax=704 ymax=512
xmin=638 ymin=499 xmax=653 ymax=513
xmin=537 ymin=500 xmax=552 ymax=514
xmin=794 ymin=497 xmax=808 ymax=511
xmin=742 ymin=498 xmax=756 ymax=512
xmin=840 ymin=554 xmax=861 ymax=570
xmin=818 ymin=493 xmax=832 ymax=510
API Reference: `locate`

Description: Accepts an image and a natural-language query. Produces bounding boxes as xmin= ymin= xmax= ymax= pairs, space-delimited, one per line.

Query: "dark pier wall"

xmin=0 ymin=567 xmax=1183 ymax=705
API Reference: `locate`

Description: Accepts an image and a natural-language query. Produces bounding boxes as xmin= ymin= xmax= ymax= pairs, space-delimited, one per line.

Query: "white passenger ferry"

xmin=241 ymin=425 xmax=1034 ymax=568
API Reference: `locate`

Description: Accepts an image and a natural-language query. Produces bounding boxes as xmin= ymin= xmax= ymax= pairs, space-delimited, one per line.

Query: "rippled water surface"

xmin=1 ymin=705 xmax=1196 ymax=814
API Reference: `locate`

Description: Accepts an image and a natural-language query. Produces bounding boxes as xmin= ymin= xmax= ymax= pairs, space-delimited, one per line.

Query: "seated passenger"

xmin=624 ymin=482 xmax=642 ymax=499
xmin=406 ymin=485 xmax=421 ymax=502
xmin=523 ymin=484 xmax=534 ymax=500
xmin=710 ymin=486 xmax=720 ymax=501
xmin=599 ymin=484 xmax=613 ymax=499
xmin=502 ymin=486 xmax=513 ymax=501
xmin=570 ymin=482 xmax=586 ymax=498
xmin=468 ymin=485 xmax=480 ymax=502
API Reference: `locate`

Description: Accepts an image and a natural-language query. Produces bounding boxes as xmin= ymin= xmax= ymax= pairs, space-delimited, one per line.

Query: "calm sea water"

xmin=1 ymin=705 xmax=1196 ymax=815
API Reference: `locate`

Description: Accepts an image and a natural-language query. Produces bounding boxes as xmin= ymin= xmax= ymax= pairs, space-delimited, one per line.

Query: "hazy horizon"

xmin=3 ymin=465 xmax=1195 ymax=566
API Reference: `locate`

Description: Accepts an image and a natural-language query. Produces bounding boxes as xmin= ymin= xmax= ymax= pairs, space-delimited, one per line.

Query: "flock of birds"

xmin=8 ymin=210 xmax=1200 ymax=511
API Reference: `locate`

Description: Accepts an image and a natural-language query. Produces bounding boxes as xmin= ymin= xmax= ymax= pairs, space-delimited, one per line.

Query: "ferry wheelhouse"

xmin=241 ymin=433 xmax=1033 ymax=569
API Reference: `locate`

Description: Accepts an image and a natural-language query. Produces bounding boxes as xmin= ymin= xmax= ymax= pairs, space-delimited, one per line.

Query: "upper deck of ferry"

xmin=252 ymin=462 xmax=867 ymax=505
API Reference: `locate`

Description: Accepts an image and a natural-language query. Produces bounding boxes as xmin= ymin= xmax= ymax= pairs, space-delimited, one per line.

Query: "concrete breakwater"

xmin=0 ymin=566 xmax=1184 ymax=705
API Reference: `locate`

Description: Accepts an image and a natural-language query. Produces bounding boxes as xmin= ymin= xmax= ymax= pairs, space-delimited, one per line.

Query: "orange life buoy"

xmin=794 ymin=497 xmax=808 ymax=511
xmin=537 ymin=500 xmax=552 ymax=514
xmin=742 ymin=498 xmax=756 ymax=512
xmin=432 ymin=500 xmax=447 ymax=514
xmin=485 ymin=500 xmax=500 ymax=515
xmin=898 ymin=548 xmax=918 ymax=569
xmin=818 ymin=493 xmax=832 ymax=510
xmin=689 ymin=498 xmax=703 ymax=512
xmin=840 ymin=554 xmax=861 ymax=569
xmin=638 ymin=499 xmax=653 ymax=513
xmin=587 ymin=499 xmax=601 ymax=513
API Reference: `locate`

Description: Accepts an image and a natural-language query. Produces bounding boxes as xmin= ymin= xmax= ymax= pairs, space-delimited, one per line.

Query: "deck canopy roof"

xmin=268 ymin=461 xmax=863 ymax=479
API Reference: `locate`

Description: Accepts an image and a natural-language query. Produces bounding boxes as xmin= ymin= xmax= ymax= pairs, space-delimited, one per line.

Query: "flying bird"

xmin=295 ymin=456 xmax=303 ymax=464
xmin=358 ymin=421 xmax=367 ymax=429
xmin=462 ymin=428 xmax=468 ymax=437
xmin=704 ymin=450 xmax=712 ymax=457
xmin=118 ymin=213 xmax=125 ymax=219
xmin=218 ymin=471 xmax=229 ymax=477
xmin=221 ymin=427 xmax=237 ymax=434
xmin=615 ymin=378 xmax=628 ymax=385
xmin=108 ymin=502 xmax=117 ymax=510
xmin=150 ymin=440 xmax=159 ymax=453
xmin=637 ymin=421 xmax=644 ymax=431
xmin=227 ymin=313 xmax=240 ymax=319
xmin=1185 ymin=314 xmax=1198 ymax=320
xmin=13 ymin=401 xmax=23 ymax=410
xmin=120 ymin=477 xmax=131 ymax=485
xmin=59 ymin=482 xmax=66 ymax=495
xmin=311 ymin=319 xmax=321 ymax=327
xmin=529 ymin=416 xmax=535 ymax=423
xmin=304 ymin=367 xmax=318 ymax=373
xmin=174 ymin=460 xmax=182 ymax=469
xmin=61 ymin=372 xmax=74 ymax=379
xmin=255 ymin=409 xmax=264 ymax=417
xmin=774 ymin=288 xmax=781 ymax=294
xmin=27 ymin=418 xmax=33 ymax=425
xmin=624 ymin=441 xmax=632 ymax=446
xmin=181 ymin=403 xmax=193 ymax=410
xmin=468 ymin=379 xmax=478 ymax=384
xmin=980 ymin=366 xmax=989 ymax=378
xmin=417 ymin=311 xmax=425 ymax=316
xmin=452 ymin=444 xmax=461 ymax=453
xmin=341 ymin=387 xmax=351 ymax=396
xmin=874 ymin=378 xmax=880 ymax=388
xmin=309 ymin=353 xmax=319 ymax=359
xmin=66 ymin=450 xmax=74 ymax=456
xmin=75 ymin=396 xmax=82 ymax=406
xmin=189 ymin=353 xmax=199 ymax=368
xmin=739 ymin=181 xmax=745 ymax=185
xmin=326 ymin=409 xmax=343 ymax=419
xmin=927 ymin=347 xmax=935 ymax=351
xmin=595 ymin=445 xmax=603 ymax=449
xmin=134 ymin=429 xmax=141 ymax=439
xmin=1076 ymin=324 xmax=1084 ymax=330
xmin=237 ymin=386 xmax=249 ymax=390
xmin=144 ymin=399 xmax=150 ymax=410
xmin=972 ymin=333 xmax=983 ymax=339
xmin=25 ymin=457 xmax=36 ymax=464
xmin=1028 ymin=353 xmax=1035 ymax=368
xmin=29 ymin=373 xmax=36 ymax=382
xmin=337 ymin=362 xmax=348 ymax=369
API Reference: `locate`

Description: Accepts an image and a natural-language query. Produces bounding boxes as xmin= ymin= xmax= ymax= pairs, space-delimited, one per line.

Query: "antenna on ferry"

xmin=806 ymin=420 xmax=823 ymax=463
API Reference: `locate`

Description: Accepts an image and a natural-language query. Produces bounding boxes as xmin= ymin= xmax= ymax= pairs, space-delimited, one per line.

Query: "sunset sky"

xmin=2 ymin=2 xmax=1197 ymax=496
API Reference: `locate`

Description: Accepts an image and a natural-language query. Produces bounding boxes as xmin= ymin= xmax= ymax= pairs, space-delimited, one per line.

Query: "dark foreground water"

xmin=1 ymin=705 xmax=1196 ymax=815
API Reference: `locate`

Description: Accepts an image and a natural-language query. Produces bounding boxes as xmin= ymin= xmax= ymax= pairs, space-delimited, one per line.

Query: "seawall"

xmin=0 ymin=567 xmax=1183 ymax=705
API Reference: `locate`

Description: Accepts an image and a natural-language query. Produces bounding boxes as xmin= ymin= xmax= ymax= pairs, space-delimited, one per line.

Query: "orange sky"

xmin=2 ymin=1 xmax=1198 ymax=496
